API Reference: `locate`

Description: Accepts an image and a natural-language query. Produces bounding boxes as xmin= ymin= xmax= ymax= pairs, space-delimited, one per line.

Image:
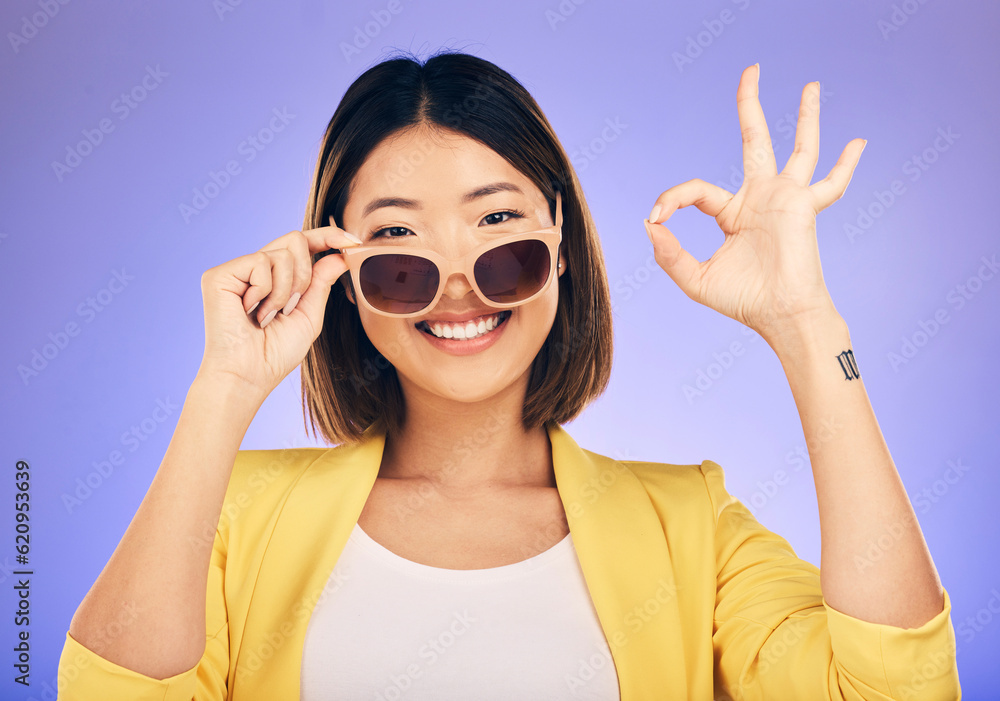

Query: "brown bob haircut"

xmin=299 ymin=49 xmax=613 ymax=446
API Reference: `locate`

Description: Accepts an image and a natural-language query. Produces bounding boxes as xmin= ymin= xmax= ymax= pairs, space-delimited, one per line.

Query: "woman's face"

xmin=339 ymin=125 xmax=567 ymax=405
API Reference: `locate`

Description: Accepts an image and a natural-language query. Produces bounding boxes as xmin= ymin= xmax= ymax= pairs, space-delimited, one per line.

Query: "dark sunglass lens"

xmin=474 ymin=240 xmax=551 ymax=304
xmin=359 ymin=254 xmax=439 ymax=314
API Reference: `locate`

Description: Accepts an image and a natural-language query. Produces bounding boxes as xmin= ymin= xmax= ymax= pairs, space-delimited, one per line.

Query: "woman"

xmin=57 ymin=51 xmax=960 ymax=699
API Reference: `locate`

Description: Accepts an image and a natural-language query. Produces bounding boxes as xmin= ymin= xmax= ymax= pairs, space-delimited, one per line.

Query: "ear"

xmin=557 ymin=245 xmax=568 ymax=277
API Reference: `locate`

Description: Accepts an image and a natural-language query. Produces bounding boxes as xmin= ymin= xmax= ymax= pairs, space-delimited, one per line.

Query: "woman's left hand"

xmin=644 ymin=63 xmax=865 ymax=345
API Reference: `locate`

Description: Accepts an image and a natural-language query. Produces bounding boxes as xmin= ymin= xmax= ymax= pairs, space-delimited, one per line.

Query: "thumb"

xmin=644 ymin=218 xmax=701 ymax=300
xmin=295 ymin=252 xmax=351 ymax=329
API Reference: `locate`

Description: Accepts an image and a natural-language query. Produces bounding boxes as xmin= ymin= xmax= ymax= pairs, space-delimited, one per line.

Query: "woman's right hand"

xmin=197 ymin=223 xmax=363 ymax=398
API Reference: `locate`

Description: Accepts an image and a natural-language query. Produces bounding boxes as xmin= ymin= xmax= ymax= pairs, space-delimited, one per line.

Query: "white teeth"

xmin=421 ymin=311 xmax=508 ymax=340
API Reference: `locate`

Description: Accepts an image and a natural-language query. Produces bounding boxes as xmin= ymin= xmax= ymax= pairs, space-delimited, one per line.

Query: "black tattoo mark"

xmin=836 ymin=349 xmax=860 ymax=380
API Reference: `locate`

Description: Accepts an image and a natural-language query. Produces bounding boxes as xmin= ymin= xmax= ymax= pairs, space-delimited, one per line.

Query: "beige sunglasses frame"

xmin=337 ymin=190 xmax=564 ymax=319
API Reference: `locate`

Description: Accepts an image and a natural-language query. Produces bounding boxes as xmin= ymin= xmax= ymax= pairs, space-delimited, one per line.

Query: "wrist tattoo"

xmin=836 ymin=349 xmax=860 ymax=380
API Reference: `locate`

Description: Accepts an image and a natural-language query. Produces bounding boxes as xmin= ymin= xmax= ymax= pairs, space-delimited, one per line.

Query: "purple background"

xmin=2 ymin=1 xmax=997 ymax=697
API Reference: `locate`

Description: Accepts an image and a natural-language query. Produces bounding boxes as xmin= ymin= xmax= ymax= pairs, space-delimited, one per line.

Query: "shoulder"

xmin=613 ymin=454 xmax=736 ymax=523
xmin=215 ymin=447 xmax=338 ymax=533
xmin=616 ymin=453 xmax=726 ymax=491
xmin=228 ymin=447 xmax=333 ymax=492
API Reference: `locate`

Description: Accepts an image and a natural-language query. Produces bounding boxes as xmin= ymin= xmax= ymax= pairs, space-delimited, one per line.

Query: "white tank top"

xmin=301 ymin=522 xmax=621 ymax=700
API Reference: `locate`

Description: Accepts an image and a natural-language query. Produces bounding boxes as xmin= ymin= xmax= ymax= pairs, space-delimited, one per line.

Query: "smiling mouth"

xmin=416 ymin=310 xmax=512 ymax=340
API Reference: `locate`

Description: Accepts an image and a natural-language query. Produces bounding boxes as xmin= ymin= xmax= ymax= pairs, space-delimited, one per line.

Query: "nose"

xmin=440 ymin=270 xmax=477 ymax=301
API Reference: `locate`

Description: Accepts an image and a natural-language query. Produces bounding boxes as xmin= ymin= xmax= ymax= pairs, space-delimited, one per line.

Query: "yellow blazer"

xmin=58 ymin=421 xmax=960 ymax=700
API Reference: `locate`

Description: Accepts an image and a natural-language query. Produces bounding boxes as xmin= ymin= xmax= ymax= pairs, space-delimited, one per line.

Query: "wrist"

xmin=191 ymin=369 xmax=269 ymax=420
xmin=762 ymin=308 xmax=851 ymax=364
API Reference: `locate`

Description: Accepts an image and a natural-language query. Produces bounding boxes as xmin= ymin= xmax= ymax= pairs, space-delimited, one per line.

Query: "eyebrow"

xmin=360 ymin=182 xmax=525 ymax=219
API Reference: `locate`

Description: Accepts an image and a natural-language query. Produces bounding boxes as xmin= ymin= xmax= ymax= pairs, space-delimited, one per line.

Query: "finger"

xmin=643 ymin=219 xmax=703 ymax=301
xmin=328 ymin=213 xmax=365 ymax=249
xmin=240 ymin=251 xmax=274 ymax=317
xmin=294 ymin=249 xmax=352 ymax=326
xmin=262 ymin=232 xmax=312 ymax=317
xmin=737 ymin=64 xmax=777 ymax=179
xmin=648 ymin=178 xmax=733 ymax=224
xmin=252 ymin=248 xmax=295 ymax=328
xmin=264 ymin=224 xmax=362 ymax=258
xmin=809 ymin=138 xmax=867 ymax=212
xmin=782 ymin=81 xmax=822 ymax=186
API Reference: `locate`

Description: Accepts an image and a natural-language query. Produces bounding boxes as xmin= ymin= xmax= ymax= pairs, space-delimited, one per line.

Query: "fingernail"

xmin=260 ymin=309 xmax=278 ymax=329
xmin=861 ymin=139 xmax=868 ymax=153
xmin=644 ymin=219 xmax=655 ymax=246
xmin=247 ymin=300 xmax=260 ymax=314
xmin=648 ymin=204 xmax=662 ymax=223
xmin=344 ymin=232 xmax=363 ymax=245
xmin=282 ymin=292 xmax=301 ymax=316
xmin=755 ymin=62 xmax=760 ymax=78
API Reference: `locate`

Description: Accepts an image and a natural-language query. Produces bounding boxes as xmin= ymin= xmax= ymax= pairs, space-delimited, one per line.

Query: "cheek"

xmin=535 ymin=286 xmax=561 ymax=327
xmin=358 ymin=310 xmax=420 ymax=362
xmin=517 ymin=289 xmax=560 ymax=346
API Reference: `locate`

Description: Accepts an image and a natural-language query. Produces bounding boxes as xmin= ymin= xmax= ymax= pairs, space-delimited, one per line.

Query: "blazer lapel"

xmin=231 ymin=423 xmax=386 ymax=699
xmin=233 ymin=421 xmax=685 ymax=700
xmin=549 ymin=422 xmax=687 ymax=699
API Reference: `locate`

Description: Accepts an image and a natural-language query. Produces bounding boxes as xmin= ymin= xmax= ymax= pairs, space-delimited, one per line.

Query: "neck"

xmin=378 ymin=371 xmax=555 ymax=498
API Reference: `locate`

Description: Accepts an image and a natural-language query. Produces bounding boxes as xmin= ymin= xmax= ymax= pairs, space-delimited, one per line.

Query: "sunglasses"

xmin=335 ymin=191 xmax=563 ymax=318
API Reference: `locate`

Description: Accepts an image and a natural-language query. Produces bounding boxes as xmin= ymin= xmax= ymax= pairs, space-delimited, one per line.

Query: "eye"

xmin=368 ymin=226 xmax=413 ymax=240
xmin=369 ymin=209 xmax=528 ymax=239
xmin=482 ymin=209 xmax=526 ymax=226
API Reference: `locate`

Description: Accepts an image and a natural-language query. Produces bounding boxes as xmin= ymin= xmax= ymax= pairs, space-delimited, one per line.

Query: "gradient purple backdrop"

xmin=1 ymin=1 xmax=997 ymax=698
